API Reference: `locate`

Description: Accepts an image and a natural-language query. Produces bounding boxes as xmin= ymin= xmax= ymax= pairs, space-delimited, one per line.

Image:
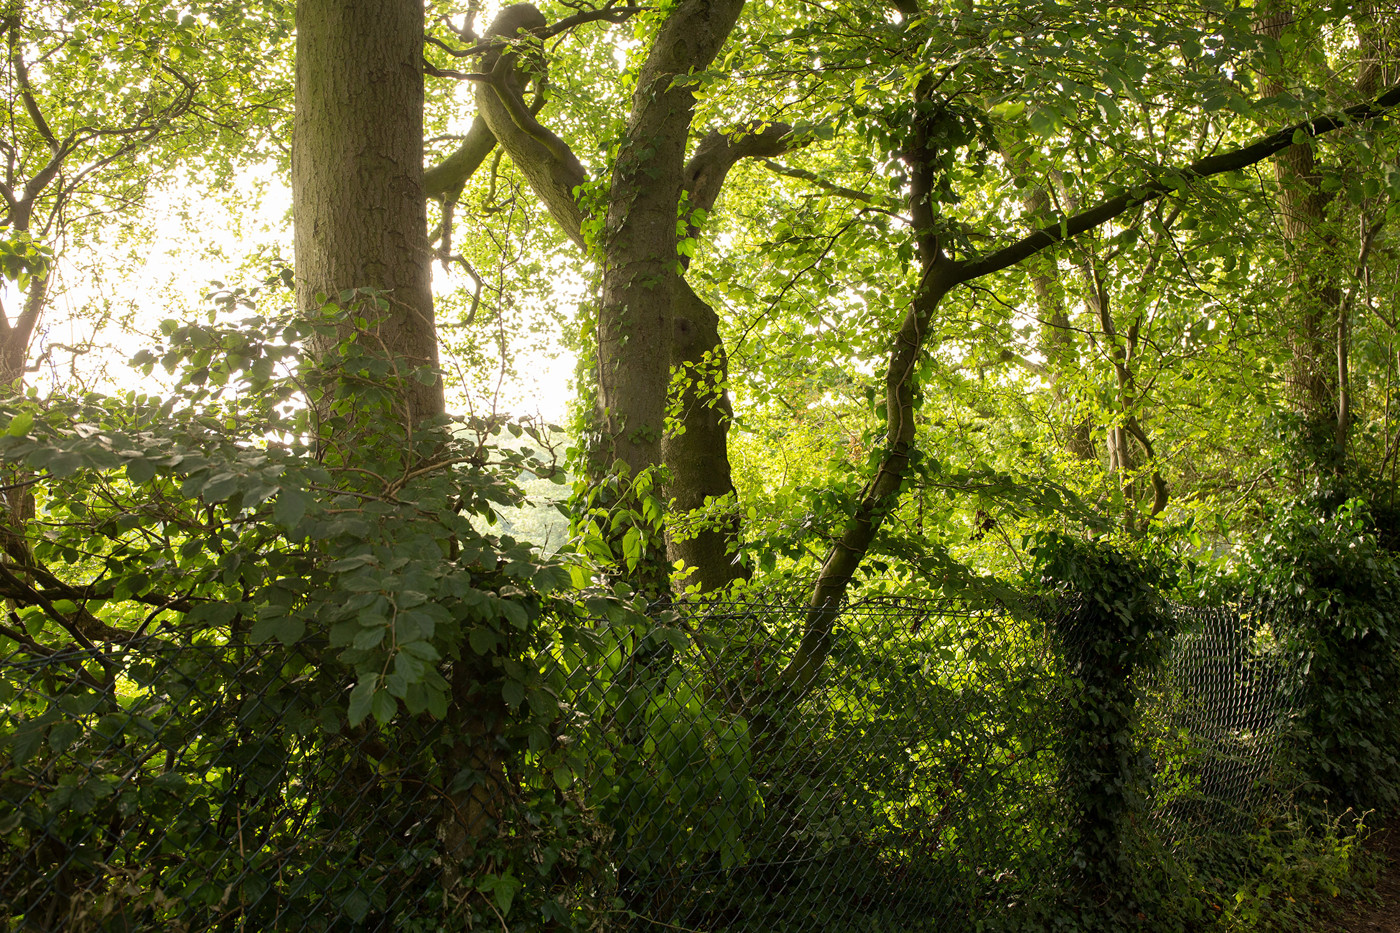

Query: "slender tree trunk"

xmin=779 ymin=69 xmax=958 ymax=695
xmin=1076 ymin=260 xmax=1168 ymax=529
xmin=1019 ymin=179 xmax=1096 ymax=461
xmin=1258 ymin=3 xmax=1344 ymax=466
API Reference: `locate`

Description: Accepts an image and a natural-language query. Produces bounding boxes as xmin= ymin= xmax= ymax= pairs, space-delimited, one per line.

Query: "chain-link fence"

xmin=1 ymin=595 xmax=1303 ymax=931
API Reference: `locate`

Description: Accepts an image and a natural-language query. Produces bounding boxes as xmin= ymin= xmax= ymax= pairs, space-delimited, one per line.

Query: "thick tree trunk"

xmin=665 ymin=280 xmax=749 ymax=591
xmin=594 ymin=2 xmax=747 ymax=591
xmin=294 ymin=0 xmax=499 ymax=877
xmin=293 ymin=0 xmax=442 ymax=424
xmin=1 ymin=275 xmax=46 ymax=557
xmin=471 ymin=3 xmax=753 ymax=593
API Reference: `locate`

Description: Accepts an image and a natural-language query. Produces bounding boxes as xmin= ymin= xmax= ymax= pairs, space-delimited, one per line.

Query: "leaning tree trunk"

xmin=776 ymin=0 xmax=1400 ymax=699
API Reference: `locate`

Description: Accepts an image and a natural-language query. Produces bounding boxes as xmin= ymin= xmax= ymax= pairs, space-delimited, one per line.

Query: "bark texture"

xmin=466 ymin=3 xmax=766 ymax=592
xmin=472 ymin=4 xmax=589 ymax=245
xmin=293 ymin=0 xmax=442 ymax=423
xmin=294 ymin=0 xmax=496 ymax=873
xmin=665 ymin=280 xmax=746 ymax=591
xmin=593 ymin=0 xmax=747 ymax=590
xmin=1258 ymin=3 xmax=1343 ymax=462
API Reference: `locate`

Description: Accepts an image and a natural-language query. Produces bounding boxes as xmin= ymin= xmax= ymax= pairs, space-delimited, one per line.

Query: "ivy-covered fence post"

xmin=1243 ymin=498 xmax=1400 ymax=813
xmin=1036 ymin=536 xmax=1178 ymax=929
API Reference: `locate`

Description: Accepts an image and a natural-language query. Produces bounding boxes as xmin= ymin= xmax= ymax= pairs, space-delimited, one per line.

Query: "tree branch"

xmin=424 ymin=114 xmax=500 ymax=201
xmin=759 ymin=157 xmax=899 ymax=209
xmin=472 ymin=4 xmax=589 ymax=247
xmin=684 ymin=122 xmax=797 ymax=217
xmin=426 ymin=4 xmax=647 ymax=58
xmin=955 ymin=80 xmax=1400 ymax=284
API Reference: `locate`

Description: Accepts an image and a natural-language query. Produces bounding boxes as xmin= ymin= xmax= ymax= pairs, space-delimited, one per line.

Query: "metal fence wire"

xmin=0 ymin=596 xmax=1302 ymax=931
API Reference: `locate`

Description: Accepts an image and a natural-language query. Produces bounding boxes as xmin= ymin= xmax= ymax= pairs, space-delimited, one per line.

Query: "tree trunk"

xmin=1258 ymin=3 xmax=1344 ymax=466
xmin=1004 ymin=155 xmax=1096 ymax=462
xmin=587 ymin=0 xmax=746 ymax=592
xmin=294 ymin=0 xmax=500 ymax=877
xmin=779 ymin=69 xmax=958 ymax=696
xmin=469 ymin=2 xmax=752 ymax=594
xmin=0 ymin=274 xmax=46 ymax=559
xmin=292 ymin=0 xmax=442 ymax=424
xmin=595 ymin=1 xmax=746 ymax=485
xmin=665 ymin=280 xmax=749 ymax=592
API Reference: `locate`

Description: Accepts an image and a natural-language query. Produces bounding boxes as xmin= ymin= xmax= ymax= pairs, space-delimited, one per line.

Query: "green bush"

xmin=1230 ymin=498 xmax=1400 ymax=813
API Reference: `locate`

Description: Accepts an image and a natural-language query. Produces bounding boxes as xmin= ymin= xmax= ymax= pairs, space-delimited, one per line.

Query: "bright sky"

xmin=38 ymin=165 xmax=577 ymax=422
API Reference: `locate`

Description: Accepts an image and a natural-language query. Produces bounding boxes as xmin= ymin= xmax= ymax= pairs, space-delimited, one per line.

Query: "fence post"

xmin=1038 ymin=538 xmax=1177 ymax=928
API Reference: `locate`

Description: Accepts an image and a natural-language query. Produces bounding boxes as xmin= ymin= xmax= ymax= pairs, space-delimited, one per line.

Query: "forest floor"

xmin=1329 ymin=828 xmax=1400 ymax=932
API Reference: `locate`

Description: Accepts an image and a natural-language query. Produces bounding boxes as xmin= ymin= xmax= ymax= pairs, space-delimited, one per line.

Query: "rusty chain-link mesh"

xmin=1 ymin=597 xmax=1301 ymax=931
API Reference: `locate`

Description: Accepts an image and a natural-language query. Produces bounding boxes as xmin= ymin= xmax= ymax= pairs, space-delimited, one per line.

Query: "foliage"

xmin=1224 ymin=810 xmax=1375 ymax=933
xmin=4 ymin=0 xmax=1400 ymax=927
xmin=1213 ymin=496 xmax=1400 ymax=814
xmin=0 ymin=292 xmax=618 ymax=930
xmin=1033 ymin=535 xmax=1181 ymax=929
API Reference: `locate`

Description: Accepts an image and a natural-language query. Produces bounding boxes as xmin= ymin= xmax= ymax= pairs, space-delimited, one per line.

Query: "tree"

xmin=430 ymin=1 xmax=786 ymax=593
xmin=426 ymin=0 xmax=1400 ymax=669
xmin=0 ymin=0 xmax=287 ymax=391
xmin=0 ymin=0 xmax=286 ymax=548
xmin=1 ymin=0 xmax=1399 ymax=927
xmin=293 ymin=0 xmax=441 ymax=425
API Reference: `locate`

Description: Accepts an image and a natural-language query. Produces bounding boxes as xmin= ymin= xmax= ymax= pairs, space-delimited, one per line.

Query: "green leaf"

xmin=371 ymin=689 xmax=397 ymax=724
xmin=48 ymin=721 xmax=82 ymax=754
xmin=622 ymin=526 xmax=642 ymax=571
xmin=341 ymin=890 xmax=371 ymax=923
xmin=274 ymin=486 xmax=310 ymax=529
xmin=251 ymin=612 xmax=305 ymax=645
xmin=6 ymin=411 xmax=33 ymax=436
xmin=201 ymin=472 xmax=240 ymax=502
xmin=502 ymin=678 xmax=526 ymax=708
xmin=988 ymin=100 xmax=1026 ymax=120
xmin=477 ymin=872 xmax=522 ymax=917
xmin=468 ymin=626 xmax=501 ymax=655
xmin=126 ymin=458 xmax=157 ymax=484
xmin=347 ymin=676 xmax=377 ymax=726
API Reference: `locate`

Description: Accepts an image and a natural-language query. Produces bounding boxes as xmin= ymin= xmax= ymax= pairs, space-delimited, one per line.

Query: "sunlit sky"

xmin=36 ymin=162 xmax=577 ymax=422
